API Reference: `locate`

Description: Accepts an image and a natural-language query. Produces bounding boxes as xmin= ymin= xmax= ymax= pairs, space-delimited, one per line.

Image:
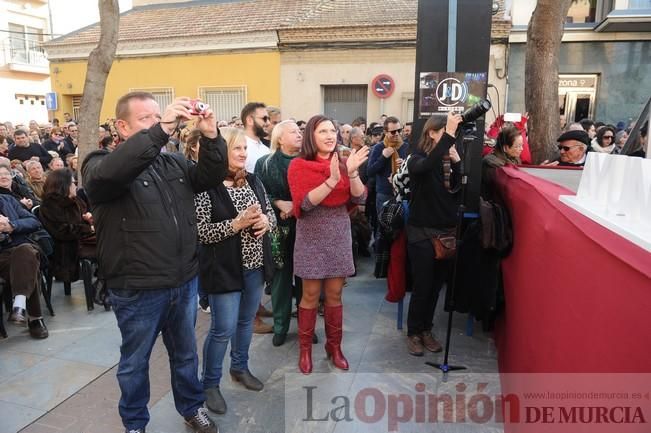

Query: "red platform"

xmin=494 ymin=166 xmax=651 ymax=373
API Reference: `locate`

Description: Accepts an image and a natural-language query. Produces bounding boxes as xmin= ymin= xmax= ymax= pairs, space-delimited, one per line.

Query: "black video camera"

xmin=461 ymin=99 xmax=492 ymax=125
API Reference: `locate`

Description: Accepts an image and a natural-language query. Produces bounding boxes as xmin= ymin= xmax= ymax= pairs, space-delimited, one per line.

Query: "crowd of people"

xmin=0 ymin=93 xmax=648 ymax=433
xmin=0 ymin=115 xmax=93 ymax=340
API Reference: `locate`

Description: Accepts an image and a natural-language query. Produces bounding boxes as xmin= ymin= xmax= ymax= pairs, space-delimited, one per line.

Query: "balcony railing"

xmin=1 ymin=38 xmax=48 ymax=67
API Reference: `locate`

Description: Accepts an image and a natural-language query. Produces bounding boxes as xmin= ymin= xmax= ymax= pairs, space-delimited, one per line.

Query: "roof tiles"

xmin=45 ymin=0 xmax=511 ymax=47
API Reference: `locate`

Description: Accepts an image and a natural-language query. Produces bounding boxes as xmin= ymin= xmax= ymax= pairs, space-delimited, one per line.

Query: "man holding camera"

xmin=82 ymin=92 xmax=227 ymax=433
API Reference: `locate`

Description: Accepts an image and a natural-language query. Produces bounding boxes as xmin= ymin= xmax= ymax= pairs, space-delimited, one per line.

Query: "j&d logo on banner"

xmin=419 ymin=72 xmax=487 ymax=116
xmin=436 ymin=77 xmax=469 ymax=107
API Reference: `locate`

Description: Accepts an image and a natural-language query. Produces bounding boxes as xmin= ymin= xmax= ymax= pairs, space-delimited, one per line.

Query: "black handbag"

xmin=27 ymin=228 xmax=54 ymax=257
xmin=378 ymin=198 xmax=405 ymax=242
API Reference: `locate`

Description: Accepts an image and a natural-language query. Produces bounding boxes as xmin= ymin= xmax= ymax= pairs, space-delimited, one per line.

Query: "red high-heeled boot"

xmin=324 ymin=304 xmax=349 ymax=370
xmin=298 ymin=306 xmax=317 ymax=374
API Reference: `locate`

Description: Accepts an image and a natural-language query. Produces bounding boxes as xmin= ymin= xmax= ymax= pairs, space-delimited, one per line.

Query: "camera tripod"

xmin=425 ymin=124 xmax=483 ymax=380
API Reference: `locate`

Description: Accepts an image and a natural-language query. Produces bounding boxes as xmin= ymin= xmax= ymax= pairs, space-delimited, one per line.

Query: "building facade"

xmin=43 ymin=0 xmax=509 ymax=127
xmin=0 ymin=0 xmax=50 ymax=123
xmin=278 ymin=1 xmax=510 ymax=126
xmin=44 ymin=1 xmax=285 ymax=123
xmin=506 ymin=0 xmax=651 ymax=124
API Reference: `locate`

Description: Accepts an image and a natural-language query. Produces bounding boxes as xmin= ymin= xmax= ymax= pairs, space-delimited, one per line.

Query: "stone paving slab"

xmin=1 ymin=259 xmax=500 ymax=433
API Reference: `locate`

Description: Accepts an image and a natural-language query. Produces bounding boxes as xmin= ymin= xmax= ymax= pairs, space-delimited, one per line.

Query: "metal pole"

xmin=47 ymin=0 xmax=55 ymax=36
xmin=447 ymin=0 xmax=457 ymax=72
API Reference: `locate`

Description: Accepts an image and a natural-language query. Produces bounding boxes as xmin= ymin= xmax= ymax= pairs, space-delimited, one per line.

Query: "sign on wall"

xmin=371 ymin=74 xmax=395 ymax=99
xmin=45 ymin=92 xmax=58 ymax=111
xmin=418 ymin=72 xmax=487 ymax=117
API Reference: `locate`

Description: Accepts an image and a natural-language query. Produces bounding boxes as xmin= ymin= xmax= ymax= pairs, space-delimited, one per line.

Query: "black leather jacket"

xmin=81 ymin=123 xmax=227 ymax=290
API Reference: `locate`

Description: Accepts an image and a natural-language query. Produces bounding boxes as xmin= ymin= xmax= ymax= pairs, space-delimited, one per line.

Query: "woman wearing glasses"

xmin=591 ymin=125 xmax=616 ymax=153
xmin=482 ymin=124 xmax=523 ymax=202
xmin=43 ymin=127 xmax=74 ymax=160
xmin=483 ymin=125 xmax=523 ymax=170
xmin=110 ymin=126 xmax=121 ymax=147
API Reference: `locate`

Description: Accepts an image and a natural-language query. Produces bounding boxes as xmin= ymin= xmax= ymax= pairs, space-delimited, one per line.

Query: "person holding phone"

xmin=195 ymin=127 xmax=276 ymax=415
xmin=287 ymin=115 xmax=369 ymax=374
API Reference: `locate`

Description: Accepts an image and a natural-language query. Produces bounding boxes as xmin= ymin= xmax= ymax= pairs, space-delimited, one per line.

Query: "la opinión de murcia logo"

xmin=300 ymin=383 xmax=648 ymax=432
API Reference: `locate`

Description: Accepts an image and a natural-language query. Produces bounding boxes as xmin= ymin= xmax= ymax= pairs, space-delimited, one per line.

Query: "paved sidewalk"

xmin=1 ymin=258 xmax=500 ymax=433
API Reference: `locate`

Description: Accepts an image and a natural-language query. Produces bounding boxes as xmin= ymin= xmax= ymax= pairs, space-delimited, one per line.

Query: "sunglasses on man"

xmin=386 ymin=128 xmax=403 ymax=136
xmin=558 ymin=144 xmax=583 ymax=152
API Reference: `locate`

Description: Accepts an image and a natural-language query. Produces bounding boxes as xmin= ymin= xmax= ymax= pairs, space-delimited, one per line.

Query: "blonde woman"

xmin=195 ymin=127 xmax=276 ymax=414
xmin=254 ymin=120 xmax=303 ymax=346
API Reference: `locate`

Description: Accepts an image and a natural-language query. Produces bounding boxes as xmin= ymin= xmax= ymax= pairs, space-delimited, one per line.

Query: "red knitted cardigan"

xmin=287 ymin=155 xmax=351 ymax=218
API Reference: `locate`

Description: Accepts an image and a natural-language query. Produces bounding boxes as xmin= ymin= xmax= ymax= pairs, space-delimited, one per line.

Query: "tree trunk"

xmin=524 ymin=0 xmax=572 ymax=163
xmin=77 ymin=0 xmax=119 ymax=185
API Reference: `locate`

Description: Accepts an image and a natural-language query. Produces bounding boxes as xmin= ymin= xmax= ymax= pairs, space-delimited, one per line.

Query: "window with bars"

xmin=198 ymin=86 xmax=247 ymax=122
xmin=129 ymin=87 xmax=175 ymax=111
xmin=72 ymin=95 xmax=82 ymax=122
xmin=323 ymin=85 xmax=368 ymax=124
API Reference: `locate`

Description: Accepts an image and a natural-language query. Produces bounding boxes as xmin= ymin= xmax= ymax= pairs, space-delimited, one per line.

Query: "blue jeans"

xmin=202 ymin=268 xmax=264 ymax=389
xmin=110 ymin=277 xmax=204 ymax=431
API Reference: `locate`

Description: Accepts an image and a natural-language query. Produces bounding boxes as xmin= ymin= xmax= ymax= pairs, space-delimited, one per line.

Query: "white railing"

xmin=1 ymin=38 xmax=48 ymax=67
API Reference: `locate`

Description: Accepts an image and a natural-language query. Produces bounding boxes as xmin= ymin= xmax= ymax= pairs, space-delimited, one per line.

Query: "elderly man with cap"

xmin=555 ymin=129 xmax=590 ymax=167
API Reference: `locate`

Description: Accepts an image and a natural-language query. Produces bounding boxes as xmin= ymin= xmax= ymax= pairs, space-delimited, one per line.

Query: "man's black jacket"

xmin=82 ymin=123 xmax=227 ymax=290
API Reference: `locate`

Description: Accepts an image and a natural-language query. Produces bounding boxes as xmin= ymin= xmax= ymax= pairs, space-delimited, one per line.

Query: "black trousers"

xmin=406 ymin=238 xmax=452 ymax=336
xmin=0 ymin=243 xmax=42 ymax=317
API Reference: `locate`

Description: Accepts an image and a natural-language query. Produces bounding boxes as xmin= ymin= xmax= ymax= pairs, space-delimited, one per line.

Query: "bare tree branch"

xmin=77 ymin=0 xmax=119 ymax=185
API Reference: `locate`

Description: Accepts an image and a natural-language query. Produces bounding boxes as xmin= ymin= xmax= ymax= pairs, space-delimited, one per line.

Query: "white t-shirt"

xmin=245 ymin=135 xmax=270 ymax=173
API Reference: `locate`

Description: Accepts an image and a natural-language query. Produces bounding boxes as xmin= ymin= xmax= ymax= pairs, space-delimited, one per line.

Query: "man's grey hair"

xmin=350 ymin=127 xmax=364 ymax=138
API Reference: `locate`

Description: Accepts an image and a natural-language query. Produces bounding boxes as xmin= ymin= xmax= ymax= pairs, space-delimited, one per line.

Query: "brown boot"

xmin=324 ymin=304 xmax=349 ymax=370
xmin=298 ymin=307 xmax=317 ymax=374
xmin=421 ymin=331 xmax=442 ymax=353
xmin=253 ymin=316 xmax=273 ymax=334
xmin=407 ymin=335 xmax=424 ymax=357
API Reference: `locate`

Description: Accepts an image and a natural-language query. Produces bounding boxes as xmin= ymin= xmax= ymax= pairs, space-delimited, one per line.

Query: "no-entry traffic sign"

xmin=371 ymin=74 xmax=395 ymax=99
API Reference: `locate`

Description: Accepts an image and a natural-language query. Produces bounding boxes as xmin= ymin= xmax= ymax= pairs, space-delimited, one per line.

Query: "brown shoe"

xmin=28 ymin=318 xmax=49 ymax=339
xmin=257 ymin=304 xmax=273 ymax=318
xmin=406 ymin=335 xmax=424 ymax=357
xmin=421 ymin=331 xmax=442 ymax=353
xmin=253 ymin=316 xmax=273 ymax=334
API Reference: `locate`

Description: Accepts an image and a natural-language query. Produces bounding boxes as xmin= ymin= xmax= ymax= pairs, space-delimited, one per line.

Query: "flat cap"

xmin=557 ymin=129 xmax=590 ymax=146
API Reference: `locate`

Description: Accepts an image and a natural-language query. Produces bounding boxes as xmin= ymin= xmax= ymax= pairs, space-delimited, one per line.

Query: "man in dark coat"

xmin=8 ymin=129 xmax=52 ymax=169
xmin=82 ymin=92 xmax=226 ymax=433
